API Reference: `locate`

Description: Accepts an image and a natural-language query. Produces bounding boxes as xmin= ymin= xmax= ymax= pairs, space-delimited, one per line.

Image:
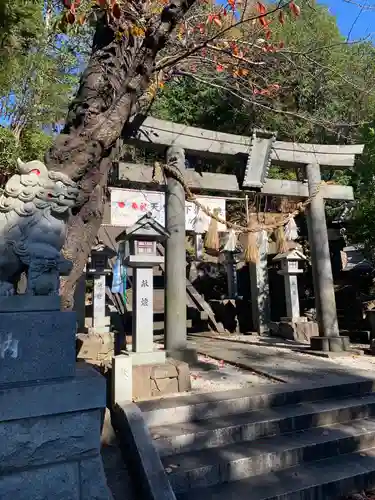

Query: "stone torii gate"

xmin=121 ymin=117 xmax=363 ymax=354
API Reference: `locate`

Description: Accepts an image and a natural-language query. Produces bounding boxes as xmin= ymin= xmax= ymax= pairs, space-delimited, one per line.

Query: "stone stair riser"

xmin=141 ymin=380 xmax=375 ymax=427
xmin=177 ymin=468 xmax=373 ymax=500
xmin=167 ymin=429 xmax=375 ymax=494
xmin=175 ymin=448 xmax=375 ymax=500
xmin=154 ymin=401 xmax=375 ymax=457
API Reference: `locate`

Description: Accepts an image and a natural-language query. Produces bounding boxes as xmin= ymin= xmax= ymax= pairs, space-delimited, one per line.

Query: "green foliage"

xmin=0 ymin=0 xmax=89 ymax=181
xmin=0 ymin=0 xmax=45 ymax=96
xmin=0 ymin=127 xmax=18 ymax=175
xmin=346 ymin=125 xmax=375 ymax=257
xmin=0 ymin=125 xmax=52 ymax=178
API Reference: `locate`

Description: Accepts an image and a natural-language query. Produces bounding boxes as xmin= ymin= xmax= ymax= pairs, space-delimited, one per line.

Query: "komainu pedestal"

xmin=0 ymin=296 xmax=112 ymax=500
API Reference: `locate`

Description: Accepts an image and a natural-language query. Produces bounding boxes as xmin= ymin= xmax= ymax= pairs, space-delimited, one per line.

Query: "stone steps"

xmin=176 ymin=447 xmax=375 ymax=500
xmin=137 ymin=378 xmax=375 ymax=499
xmin=138 ymin=378 xmax=375 ymax=427
xmin=163 ymin=418 xmax=375 ymax=494
xmin=150 ymin=394 xmax=375 ymax=457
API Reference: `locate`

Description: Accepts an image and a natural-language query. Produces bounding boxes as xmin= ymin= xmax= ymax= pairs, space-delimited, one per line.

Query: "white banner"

xmin=110 ymin=188 xmax=226 ymax=231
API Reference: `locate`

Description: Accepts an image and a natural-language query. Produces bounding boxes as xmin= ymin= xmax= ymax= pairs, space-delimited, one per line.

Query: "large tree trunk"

xmin=44 ymin=0 xmax=196 ymax=309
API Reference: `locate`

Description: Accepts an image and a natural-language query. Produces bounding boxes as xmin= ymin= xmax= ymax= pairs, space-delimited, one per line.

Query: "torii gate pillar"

xmin=305 ymin=163 xmax=350 ymax=352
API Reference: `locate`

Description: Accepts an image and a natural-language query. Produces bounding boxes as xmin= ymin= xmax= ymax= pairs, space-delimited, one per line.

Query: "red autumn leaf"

xmin=63 ymin=0 xmax=71 ymax=8
xmin=279 ymin=41 xmax=285 ymax=48
xmin=112 ymin=2 xmax=121 ymax=18
xmin=207 ymin=13 xmax=214 ymax=23
xmin=216 ymin=63 xmax=224 ymax=72
xmin=253 ymin=88 xmax=260 ymax=95
xmin=289 ymin=1 xmax=301 ymax=16
xmin=97 ymin=0 xmax=107 ymax=6
xmin=256 ymin=1 xmax=267 ymax=14
xmin=75 ymin=0 xmax=81 ymax=5
xmin=265 ymin=30 xmax=271 ymax=39
xmin=278 ymin=10 xmax=285 ymax=24
xmin=259 ymin=16 xmax=269 ymax=28
xmin=213 ymin=16 xmax=222 ymax=27
xmin=66 ymin=11 xmax=75 ymax=23
xmin=223 ymin=8 xmax=227 ymax=16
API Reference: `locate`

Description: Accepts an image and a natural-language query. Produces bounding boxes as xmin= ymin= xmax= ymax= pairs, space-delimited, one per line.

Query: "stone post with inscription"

xmin=87 ymin=244 xmax=114 ymax=334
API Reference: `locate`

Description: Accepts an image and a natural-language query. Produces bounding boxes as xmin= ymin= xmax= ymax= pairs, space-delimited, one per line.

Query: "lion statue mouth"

xmin=0 ymin=159 xmax=79 ymax=296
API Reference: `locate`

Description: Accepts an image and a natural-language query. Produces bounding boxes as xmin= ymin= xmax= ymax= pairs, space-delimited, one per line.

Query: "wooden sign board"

xmin=110 ymin=188 xmax=226 ymax=231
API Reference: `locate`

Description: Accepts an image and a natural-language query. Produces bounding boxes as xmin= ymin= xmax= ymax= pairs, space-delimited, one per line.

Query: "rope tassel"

xmin=204 ymin=208 xmax=220 ymax=252
xmin=275 ymin=225 xmax=288 ymax=253
xmin=244 ymin=215 xmax=259 ymax=263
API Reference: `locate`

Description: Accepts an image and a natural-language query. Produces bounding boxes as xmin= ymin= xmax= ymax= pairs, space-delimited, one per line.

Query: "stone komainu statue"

xmin=0 ymin=159 xmax=79 ymax=296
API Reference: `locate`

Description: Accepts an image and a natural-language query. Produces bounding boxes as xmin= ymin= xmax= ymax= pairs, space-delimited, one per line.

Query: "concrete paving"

xmin=187 ymin=334 xmax=375 ymax=384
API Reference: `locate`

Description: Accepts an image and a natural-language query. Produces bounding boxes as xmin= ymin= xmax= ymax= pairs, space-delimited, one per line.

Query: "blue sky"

xmin=321 ymin=0 xmax=375 ymax=41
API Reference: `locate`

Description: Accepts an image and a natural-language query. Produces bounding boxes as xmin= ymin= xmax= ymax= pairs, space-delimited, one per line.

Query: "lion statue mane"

xmin=0 ymin=158 xmax=79 ymax=296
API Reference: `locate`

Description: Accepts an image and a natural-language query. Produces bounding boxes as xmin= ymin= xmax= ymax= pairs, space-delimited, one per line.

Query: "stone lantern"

xmin=273 ymin=248 xmax=306 ymax=321
xmin=272 ymin=248 xmax=318 ymax=342
xmin=87 ymin=243 xmax=115 ymax=334
xmin=220 ymin=229 xmax=241 ymax=299
xmin=115 ymin=212 xmax=170 ymax=366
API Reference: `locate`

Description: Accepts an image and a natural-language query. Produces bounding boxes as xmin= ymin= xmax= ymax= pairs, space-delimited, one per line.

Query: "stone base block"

xmin=126 ymin=350 xmax=166 ymax=366
xmin=111 ymin=354 xmax=191 ymax=403
xmin=269 ymin=319 xmax=318 ymax=343
xmin=76 ymin=332 xmax=115 ymax=364
xmin=0 ymin=295 xmax=61 ymax=313
xmin=279 ymin=320 xmax=319 ymax=343
xmin=310 ymin=335 xmax=350 ymax=352
xmin=0 ymin=309 xmax=76 ymax=385
xmin=112 ymin=354 xmax=132 ymax=405
xmin=133 ymin=359 xmax=191 ymax=401
xmin=0 ymin=364 xmax=112 ymax=500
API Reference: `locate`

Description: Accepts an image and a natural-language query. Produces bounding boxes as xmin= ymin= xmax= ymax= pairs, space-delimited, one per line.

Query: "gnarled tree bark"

xmin=44 ymin=0 xmax=197 ymax=309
